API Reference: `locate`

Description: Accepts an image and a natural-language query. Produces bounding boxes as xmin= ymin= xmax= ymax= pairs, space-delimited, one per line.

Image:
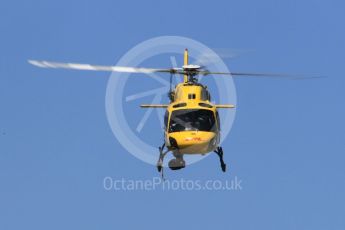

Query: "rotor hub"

xmin=182 ymin=64 xmax=202 ymax=83
xmin=182 ymin=64 xmax=201 ymax=70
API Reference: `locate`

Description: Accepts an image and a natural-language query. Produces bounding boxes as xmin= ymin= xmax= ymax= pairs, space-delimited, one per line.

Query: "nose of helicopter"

xmin=168 ymin=131 xmax=217 ymax=154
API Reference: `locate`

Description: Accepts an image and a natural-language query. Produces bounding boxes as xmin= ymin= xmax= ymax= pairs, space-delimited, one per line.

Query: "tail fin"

xmin=184 ymin=48 xmax=188 ymax=83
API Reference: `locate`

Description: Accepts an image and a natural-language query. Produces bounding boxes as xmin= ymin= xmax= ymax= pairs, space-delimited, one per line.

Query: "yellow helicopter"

xmin=141 ymin=49 xmax=234 ymax=173
xmin=28 ymin=49 xmax=319 ymax=174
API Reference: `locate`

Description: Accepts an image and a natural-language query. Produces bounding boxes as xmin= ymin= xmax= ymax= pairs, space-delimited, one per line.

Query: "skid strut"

xmin=214 ymin=147 xmax=227 ymax=172
xmin=156 ymin=143 xmax=187 ymax=178
xmin=157 ymin=143 xmax=169 ymax=179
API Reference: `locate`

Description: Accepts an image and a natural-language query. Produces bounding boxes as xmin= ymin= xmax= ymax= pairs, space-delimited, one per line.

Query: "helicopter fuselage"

xmin=164 ymin=82 xmax=220 ymax=155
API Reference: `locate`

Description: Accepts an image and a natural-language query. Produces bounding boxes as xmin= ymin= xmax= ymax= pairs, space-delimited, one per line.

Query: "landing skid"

xmin=156 ymin=144 xmax=227 ymax=177
xmin=156 ymin=143 xmax=186 ymax=179
xmin=214 ymin=146 xmax=227 ymax=172
xmin=157 ymin=143 xmax=168 ymax=175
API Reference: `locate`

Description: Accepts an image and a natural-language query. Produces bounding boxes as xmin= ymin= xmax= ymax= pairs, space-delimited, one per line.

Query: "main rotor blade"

xmin=28 ymin=60 xmax=323 ymax=80
xmin=195 ymin=48 xmax=254 ymax=66
xmin=28 ymin=60 xmax=176 ymax=74
xmin=200 ymin=71 xmax=324 ymax=79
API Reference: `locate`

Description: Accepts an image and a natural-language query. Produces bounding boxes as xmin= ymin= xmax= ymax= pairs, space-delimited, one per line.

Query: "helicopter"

xmin=28 ymin=48 xmax=320 ymax=175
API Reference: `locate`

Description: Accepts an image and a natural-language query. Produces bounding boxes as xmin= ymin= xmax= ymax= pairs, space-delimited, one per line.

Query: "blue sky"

xmin=1 ymin=0 xmax=345 ymax=229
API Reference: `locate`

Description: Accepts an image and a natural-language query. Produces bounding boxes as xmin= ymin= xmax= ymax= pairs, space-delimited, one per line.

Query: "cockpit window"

xmin=216 ymin=111 xmax=220 ymax=131
xmin=169 ymin=109 xmax=216 ymax=133
xmin=164 ymin=110 xmax=169 ymax=129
